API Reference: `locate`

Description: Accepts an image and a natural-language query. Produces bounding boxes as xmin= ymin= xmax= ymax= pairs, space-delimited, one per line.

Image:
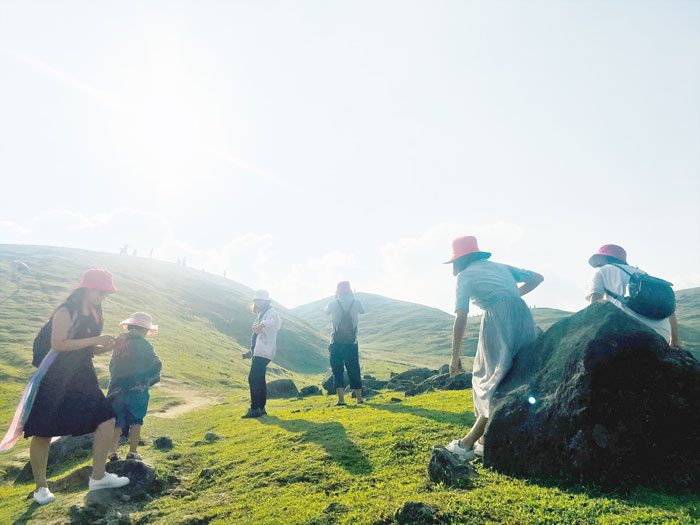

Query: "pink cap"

xmin=589 ymin=244 xmax=627 ymax=267
xmin=444 ymin=236 xmax=491 ymax=264
xmin=336 ymin=281 xmax=353 ymax=295
xmin=76 ymin=269 xmax=117 ymax=293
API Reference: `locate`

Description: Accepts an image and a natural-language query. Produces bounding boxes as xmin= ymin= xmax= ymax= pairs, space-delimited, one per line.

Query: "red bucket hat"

xmin=444 ymin=236 xmax=491 ymax=264
xmin=589 ymin=244 xmax=627 ymax=267
xmin=76 ymin=269 xmax=117 ymax=293
xmin=336 ymin=281 xmax=353 ymax=295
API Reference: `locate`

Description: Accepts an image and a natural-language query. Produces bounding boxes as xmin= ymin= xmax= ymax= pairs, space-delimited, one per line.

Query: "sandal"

xmin=126 ymin=452 xmax=143 ymax=460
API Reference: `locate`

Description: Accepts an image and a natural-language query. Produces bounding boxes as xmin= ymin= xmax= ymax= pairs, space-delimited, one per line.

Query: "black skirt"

xmin=24 ymin=312 xmax=115 ymax=438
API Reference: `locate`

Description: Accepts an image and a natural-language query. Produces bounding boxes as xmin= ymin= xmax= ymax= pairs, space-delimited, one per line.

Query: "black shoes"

xmin=241 ymin=408 xmax=267 ymax=418
xmin=241 ymin=408 xmax=263 ymax=419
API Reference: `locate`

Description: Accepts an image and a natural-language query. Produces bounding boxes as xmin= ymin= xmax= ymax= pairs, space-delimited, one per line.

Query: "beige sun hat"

xmin=120 ymin=312 xmax=158 ymax=334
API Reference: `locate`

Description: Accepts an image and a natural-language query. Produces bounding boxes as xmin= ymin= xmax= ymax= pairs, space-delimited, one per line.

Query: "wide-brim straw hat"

xmin=120 ymin=312 xmax=158 ymax=334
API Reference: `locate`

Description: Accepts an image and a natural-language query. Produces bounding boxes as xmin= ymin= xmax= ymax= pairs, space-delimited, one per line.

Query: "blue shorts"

xmin=112 ymin=389 xmax=150 ymax=430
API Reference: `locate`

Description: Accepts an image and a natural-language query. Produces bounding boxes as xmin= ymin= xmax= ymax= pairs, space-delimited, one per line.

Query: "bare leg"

xmin=353 ymin=389 xmax=363 ymax=404
xmin=129 ymin=424 xmax=142 ymax=453
xmin=30 ymin=436 xmax=51 ymax=490
xmin=458 ymin=416 xmax=488 ymax=449
xmin=91 ymin=418 xmax=115 ymax=480
xmin=109 ymin=427 xmax=121 ymax=456
xmin=336 ymin=388 xmax=345 ymax=404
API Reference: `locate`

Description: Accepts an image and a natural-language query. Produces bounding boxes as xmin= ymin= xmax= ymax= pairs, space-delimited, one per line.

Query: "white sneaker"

xmin=89 ymin=472 xmax=130 ymax=491
xmin=475 ymin=441 xmax=484 ymax=457
xmin=33 ymin=487 xmax=56 ymax=505
xmin=445 ymin=439 xmax=477 ymax=461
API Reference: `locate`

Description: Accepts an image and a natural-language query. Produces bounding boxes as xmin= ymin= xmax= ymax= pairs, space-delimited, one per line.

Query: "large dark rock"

xmin=386 ymin=368 xmax=438 ymax=392
xmin=428 ymin=446 xmax=478 ymax=487
xmin=15 ymin=434 xmax=94 ymax=484
xmin=405 ymin=372 xmax=472 ymax=397
xmin=266 ymin=379 xmax=299 ymax=399
xmin=321 ymin=369 xmax=349 ymax=394
xmin=152 ymin=436 xmax=173 ymax=450
xmin=486 ymin=302 xmax=700 ymax=489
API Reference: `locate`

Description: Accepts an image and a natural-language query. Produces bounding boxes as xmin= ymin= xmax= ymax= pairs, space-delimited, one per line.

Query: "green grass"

xmin=1 ymin=245 xmax=698 ymax=523
xmin=1 ymin=391 xmax=697 ymax=524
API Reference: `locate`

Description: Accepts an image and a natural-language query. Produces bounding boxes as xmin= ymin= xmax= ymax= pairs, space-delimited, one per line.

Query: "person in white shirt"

xmin=324 ymin=281 xmax=365 ymax=406
xmin=585 ymin=244 xmax=679 ymax=346
xmin=241 ymin=290 xmax=282 ymax=419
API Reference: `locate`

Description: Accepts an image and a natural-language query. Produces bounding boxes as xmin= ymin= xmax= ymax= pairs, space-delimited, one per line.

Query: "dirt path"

xmin=150 ymin=378 xmax=222 ymax=418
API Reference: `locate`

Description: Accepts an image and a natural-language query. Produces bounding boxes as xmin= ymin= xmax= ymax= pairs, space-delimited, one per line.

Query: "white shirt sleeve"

xmin=585 ymin=268 xmax=606 ymax=300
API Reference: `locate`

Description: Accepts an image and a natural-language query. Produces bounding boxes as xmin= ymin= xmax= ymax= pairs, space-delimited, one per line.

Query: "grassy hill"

xmin=1 ymin=245 xmax=698 ymax=524
xmin=295 ymin=289 xmax=700 ymax=368
xmin=293 ymin=293 xmax=573 ymax=370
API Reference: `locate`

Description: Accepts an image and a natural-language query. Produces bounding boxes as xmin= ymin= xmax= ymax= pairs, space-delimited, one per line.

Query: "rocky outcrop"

xmin=486 ymin=302 xmax=700 ymax=489
xmin=427 ymin=446 xmax=478 ymax=488
xmin=405 ymin=373 xmax=472 ymax=397
xmin=386 ymin=368 xmax=438 ymax=392
xmin=15 ymin=434 xmax=94 ymax=484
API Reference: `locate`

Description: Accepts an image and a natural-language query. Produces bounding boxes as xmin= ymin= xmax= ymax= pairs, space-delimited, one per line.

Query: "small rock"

xmin=439 ymin=364 xmax=450 ymax=375
xmin=298 ymin=385 xmax=323 ymax=397
xmin=200 ymin=468 xmax=215 ymax=479
xmin=120 ymin=494 xmax=131 ymax=503
xmin=428 ymin=446 xmax=478 ymax=487
xmin=363 ymin=374 xmax=376 ymax=380
xmin=152 ymin=436 xmax=173 ymax=450
xmin=171 ymin=488 xmax=194 ymax=498
xmin=267 ymin=379 xmax=299 ymax=399
xmin=291 ymin=409 xmax=301 ymax=413
xmin=390 ymin=397 xmax=403 ymax=403
xmin=193 ymin=440 xmax=205 ymax=447
xmin=321 ymin=369 xmax=350 ymax=394
xmin=395 ymin=501 xmax=441 ymax=524
xmin=204 ymin=432 xmax=222 ymax=443
xmin=324 ymin=502 xmax=350 ymax=513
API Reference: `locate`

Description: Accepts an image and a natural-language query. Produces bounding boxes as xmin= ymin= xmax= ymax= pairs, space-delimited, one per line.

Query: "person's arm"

xmin=51 ymin=307 xmax=114 ymax=352
xmin=588 ymin=293 xmax=604 ymax=304
xmin=669 ymin=313 xmax=680 ymax=347
xmin=450 ymin=309 xmax=468 ymax=377
xmin=585 ymin=269 xmax=606 ymax=305
xmin=518 ymin=272 xmax=544 ymax=297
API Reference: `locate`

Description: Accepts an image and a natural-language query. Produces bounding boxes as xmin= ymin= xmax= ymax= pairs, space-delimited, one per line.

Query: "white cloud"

xmin=0 ymin=220 xmax=29 ymax=235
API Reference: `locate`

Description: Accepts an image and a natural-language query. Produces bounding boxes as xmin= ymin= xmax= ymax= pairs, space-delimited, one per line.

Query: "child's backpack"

xmin=605 ymin=265 xmax=676 ymax=320
xmin=333 ymin=300 xmax=357 ymax=344
xmin=32 ymin=304 xmax=77 ymax=367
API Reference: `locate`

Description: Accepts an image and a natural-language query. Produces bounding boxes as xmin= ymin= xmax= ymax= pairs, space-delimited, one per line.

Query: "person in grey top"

xmin=325 ymin=281 xmax=365 ymax=406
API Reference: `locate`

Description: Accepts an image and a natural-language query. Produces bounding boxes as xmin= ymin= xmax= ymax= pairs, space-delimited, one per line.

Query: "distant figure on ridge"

xmin=107 ymin=312 xmax=162 ymax=462
xmin=325 ymin=281 xmax=365 ymax=406
xmin=586 ymin=244 xmax=679 ymax=346
xmin=241 ymin=290 xmax=281 ymax=418
xmin=443 ymin=236 xmax=543 ymax=461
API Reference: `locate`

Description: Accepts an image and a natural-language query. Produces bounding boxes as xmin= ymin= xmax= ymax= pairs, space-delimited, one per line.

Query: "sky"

xmin=1 ymin=0 xmax=699 ymax=314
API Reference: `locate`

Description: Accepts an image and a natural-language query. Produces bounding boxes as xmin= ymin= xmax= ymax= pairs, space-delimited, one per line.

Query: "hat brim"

xmin=120 ymin=320 xmax=158 ymax=334
xmin=588 ymin=254 xmax=626 ymax=268
xmin=443 ymin=251 xmax=491 ymax=264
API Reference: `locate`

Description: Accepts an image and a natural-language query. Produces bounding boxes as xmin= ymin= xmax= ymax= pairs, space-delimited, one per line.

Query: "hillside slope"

xmin=0 ymin=244 xmax=330 ymax=392
xmin=295 ymin=289 xmax=700 ymax=367
xmin=293 ymin=293 xmax=572 ymax=369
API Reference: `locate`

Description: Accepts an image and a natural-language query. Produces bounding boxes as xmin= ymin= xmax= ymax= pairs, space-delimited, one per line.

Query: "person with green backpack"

xmin=325 ymin=281 xmax=365 ymax=406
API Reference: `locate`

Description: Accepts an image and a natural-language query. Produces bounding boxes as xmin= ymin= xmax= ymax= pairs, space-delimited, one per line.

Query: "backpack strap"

xmin=336 ymin=299 xmax=354 ymax=314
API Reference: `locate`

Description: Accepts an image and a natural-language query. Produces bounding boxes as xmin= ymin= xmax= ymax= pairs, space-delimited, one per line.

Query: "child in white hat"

xmin=107 ymin=312 xmax=162 ymax=461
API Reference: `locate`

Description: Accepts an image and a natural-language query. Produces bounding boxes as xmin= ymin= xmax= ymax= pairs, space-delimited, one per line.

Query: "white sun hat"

xmin=253 ymin=290 xmax=271 ymax=301
xmin=120 ymin=312 xmax=158 ymax=334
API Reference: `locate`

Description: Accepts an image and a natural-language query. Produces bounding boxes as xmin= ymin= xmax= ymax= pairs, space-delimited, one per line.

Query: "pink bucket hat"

xmin=589 ymin=244 xmax=627 ymax=267
xmin=77 ymin=269 xmax=117 ymax=293
xmin=120 ymin=312 xmax=158 ymax=334
xmin=444 ymin=236 xmax=491 ymax=264
xmin=336 ymin=281 xmax=353 ymax=295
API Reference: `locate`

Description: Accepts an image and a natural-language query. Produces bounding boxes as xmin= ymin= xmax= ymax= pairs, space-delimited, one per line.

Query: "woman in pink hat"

xmin=585 ymin=244 xmax=679 ymax=345
xmin=0 ymin=269 xmax=130 ymax=505
xmin=442 ymin=236 xmax=543 ymax=461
